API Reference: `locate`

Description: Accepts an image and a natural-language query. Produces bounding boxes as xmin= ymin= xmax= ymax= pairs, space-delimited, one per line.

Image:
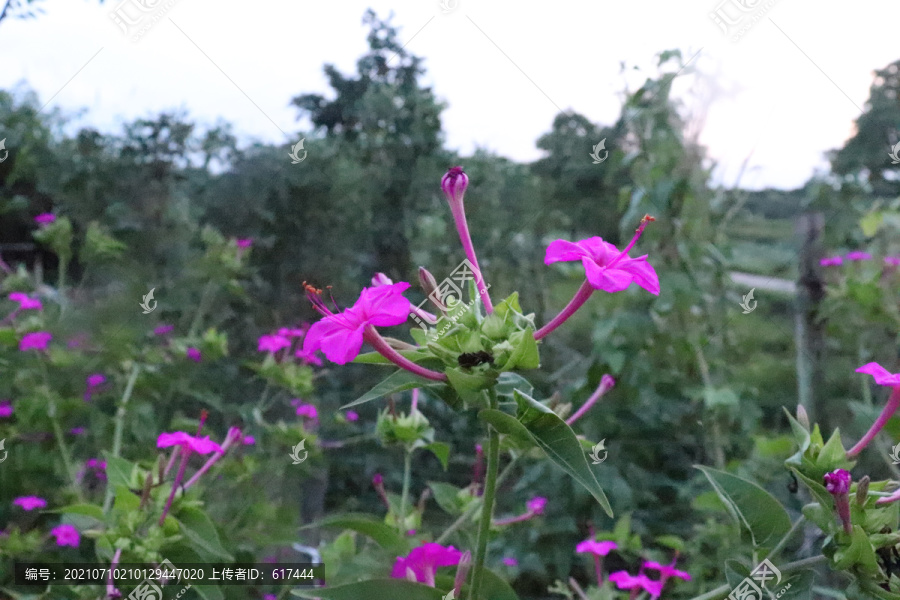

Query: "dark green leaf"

xmin=52 ymin=503 xmax=105 ymax=521
xmin=304 ymin=513 xmax=409 ymax=555
xmin=341 ymin=370 xmax=426 ymax=409
xmin=175 ymin=507 xmax=233 ymax=561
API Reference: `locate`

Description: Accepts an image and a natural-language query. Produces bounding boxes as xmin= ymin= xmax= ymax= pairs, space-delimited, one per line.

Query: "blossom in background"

xmin=157 ymin=432 xmax=224 ymax=455
xmin=13 ymin=496 xmax=47 ymax=511
xmin=0 ymin=400 xmax=12 ymax=418
xmin=51 ymin=524 xmax=80 ymax=548
xmin=502 ymin=557 xmax=518 ymax=566
xmin=153 ymin=324 xmax=174 ymax=336
xmin=608 ymin=571 xmax=664 ymax=598
xmin=258 ymin=334 xmax=291 ymax=353
xmin=278 ymin=326 xmax=307 ymax=338
xmin=371 ymin=272 xmax=393 ymax=286
xmin=242 ymin=435 xmax=255 ymax=445
xmin=390 ymin=542 xmax=465 ymax=587
xmin=19 ymin=331 xmax=52 ymax=351
xmin=186 ymin=347 xmax=202 ymax=362
xmin=296 ymin=404 xmax=318 ymax=421
xmin=643 ymin=559 xmax=691 ymax=581
xmin=69 ymin=427 xmax=85 ymax=435
xmin=885 ymin=256 xmax=900 ymax=267
xmin=83 ymin=373 xmax=106 ymax=402
xmin=526 ymin=496 xmax=548 ymax=516
xmin=846 ymin=251 xmax=872 ymax=261
xmin=34 ymin=213 xmax=56 ymax=224
xmin=545 ymin=235 xmax=660 ymax=296
xmin=576 ymin=539 xmax=619 ymax=557
xmin=303 ymin=282 xmax=412 ymax=364
xmin=494 ymin=496 xmax=549 ymax=526
xmin=295 ymin=347 xmax=323 ymax=366
xmin=85 ymin=458 xmax=107 ymax=480
xmin=820 ymin=256 xmax=843 ymax=266
xmin=263 ymin=595 xmax=277 ymax=600
xmin=236 ymin=238 xmax=253 ymax=249
xmin=345 ymin=410 xmax=359 ymax=422
xmin=8 ymin=292 xmax=42 ymax=311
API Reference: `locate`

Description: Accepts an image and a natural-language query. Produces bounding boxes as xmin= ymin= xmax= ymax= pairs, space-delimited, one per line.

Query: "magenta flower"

xmin=608 ymin=571 xmax=663 ymax=598
xmin=86 ymin=458 xmax=107 ymax=470
xmin=13 ymin=496 xmax=47 ymax=511
xmin=848 ymin=363 xmax=900 ymax=460
xmin=86 ymin=374 xmax=106 ymax=388
xmin=153 ymin=324 xmax=174 ymax=336
xmin=643 ymin=559 xmax=691 ymax=581
xmin=0 ymin=400 xmax=12 ymax=418
xmin=345 ymin=410 xmax=359 ymax=422
xmin=296 ymin=404 xmax=318 ymax=420
xmin=258 ymin=334 xmax=291 ymax=353
xmin=390 ymin=542 xmax=465 ymax=587
xmin=51 ymin=524 xmax=80 ymax=548
xmin=34 ymin=213 xmax=56 ymax=224
xmin=527 ymin=496 xmax=548 ymax=515
xmin=242 ymin=435 xmax=255 ymax=445
xmin=295 ymin=347 xmax=323 ymax=366
xmin=576 ymin=540 xmax=619 ymax=556
xmin=8 ymin=292 xmax=42 ymax=311
xmin=536 ymin=216 xmax=657 ymax=341
xmin=303 ymin=282 xmax=412 ymax=364
xmin=885 ymin=256 xmax=900 ymax=267
xmin=820 ymin=256 xmax=843 ymax=266
xmin=502 ymin=557 xmax=518 ymax=566
xmin=69 ymin=426 xmax=85 ymax=435
xmin=846 ymin=251 xmax=872 ymax=261
xmin=824 ymin=468 xmax=853 ymax=533
xmin=157 ymin=432 xmax=224 ymax=455
xmin=264 ymin=595 xmax=277 ymax=600
xmin=19 ymin=331 xmax=52 ymax=351
xmin=371 ymin=272 xmax=393 ymax=287
xmin=186 ymin=347 xmax=201 ymax=362
xmin=278 ymin=327 xmax=307 ymax=338
xmin=236 ymin=238 xmax=253 ymax=249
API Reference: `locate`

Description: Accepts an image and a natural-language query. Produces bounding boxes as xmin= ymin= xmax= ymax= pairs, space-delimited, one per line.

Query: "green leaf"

xmin=789 ymin=467 xmax=835 ymax=509
xmin=304 ymin=513 xmax=409 ymax=555
xmin=103 ymin=453 xmax=137 ymax=490
xmin=502 ymin=328 xmax=540 ymax=370
xmin=341 ymin=370 xmax=426 ymax=409
xmin=802 ymin=502 xmax=836 ymax=534
xmin=420 ymin=442 xmax=450 ymax=470
xmin=477 ymin=409 xmax=536 ymax=448
xmin=429 ymin=482 xmax=466 ymax=516
xmin=695 ymin=466 xmax=791 ymax=547
xmin=445 ymin=367 xmax=495 ymax=405
xmin=816 ymin=429 xmax=854 ymax=473
xmin=512 ymin=390 xmax=613 ymax=517
xmin=833 ymin=525 xmax=881 ymax=575
xmin=175 ymin=507 xmax=233 ymax=561
xmin=291 ymin=579 xmax=447 ymax=600
xmin=494 ymin=372 xmax=534 ymax=398
xmin=113 ymin=485 xmax=140 ymax=513
xmin=477 ymin=567 xmax=521 ymax=600
xmin=52 ymin=504 xmax=105 ymax=521
xmin=354 ymin=349 xmax=433 ymax=365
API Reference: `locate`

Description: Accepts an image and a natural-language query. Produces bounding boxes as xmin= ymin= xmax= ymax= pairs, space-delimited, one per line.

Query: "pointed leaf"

xmin=421 ymin=442 xmax=450 ymax=471
xmin=175 ymin=507 xmax=233 ymax=561
xmin=303 ymin=513 xmax=409 ymax=555
xmin=477 ymin=409 xmax=536 ymax=448
xmin=51 ymin=504 xmax=105 ymax=520
xmin=695 ymin=466 xmax=791 ymax=548
xmin=429 ymin=482 xmax=466 ymax=516
xmin=341 ymin=370 xmax=426 ymax=409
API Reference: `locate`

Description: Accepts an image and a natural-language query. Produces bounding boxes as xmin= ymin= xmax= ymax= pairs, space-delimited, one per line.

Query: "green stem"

xmin=399 ymin=447 xmax=413 ymax=534
xmin=188 ymin=280 xmax=216 ymax=338
xmin=764 ymin=514 xmax=805 ymax=563
xmin=686 ymin=555 xmax=826 ymax=600
xmin=469 ymin=393 xmax=500 ymax=600
xmin=49 ymin=401 xmax=82 ymax=501
xmin=103 ymin=364 xmax=141 ymax=513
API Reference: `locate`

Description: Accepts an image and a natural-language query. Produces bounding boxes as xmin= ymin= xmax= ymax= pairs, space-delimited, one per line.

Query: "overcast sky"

xmin=2 ymin=0 xmax=898 ymax=190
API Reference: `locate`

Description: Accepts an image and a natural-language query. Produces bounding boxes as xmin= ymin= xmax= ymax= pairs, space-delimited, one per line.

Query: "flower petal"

xmin=856 ymin=362 xmax=900 ymax=387
xmin=545 ymin=239 xmax=592 ymax=264
xmin=583 ymin=257 xmax=633 ymax=293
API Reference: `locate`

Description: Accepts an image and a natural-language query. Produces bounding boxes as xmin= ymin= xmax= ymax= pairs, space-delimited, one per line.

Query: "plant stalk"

xmin=469 ymin=393 xmax=500 ymax=600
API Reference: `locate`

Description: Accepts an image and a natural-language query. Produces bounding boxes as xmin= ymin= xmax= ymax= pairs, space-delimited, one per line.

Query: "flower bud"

xmin=418 ymin=266 xmax=439 ymax=300
xmin=440 ymin=166 xmax=468 ymax=206
xmin=371 ymin=272 xmax=393 ymax=287
xmin=453 ymin=551 xmax=472 ymax=597
xmin=796 ymin=404 xmax=810 ymax=430
xmin=856 ymin=475 xmax=870 ymax=506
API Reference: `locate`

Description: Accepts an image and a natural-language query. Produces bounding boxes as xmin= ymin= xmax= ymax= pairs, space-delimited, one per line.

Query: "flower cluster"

xmin=257 ymin=324 xmax=321 ymax=365
xmin=820 ymin=251 xmax=900 ymax=267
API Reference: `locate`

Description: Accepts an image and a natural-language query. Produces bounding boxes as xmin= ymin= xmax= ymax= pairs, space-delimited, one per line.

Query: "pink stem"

xmin=848 ymin=386 xmax=900 ymax=458
xmin=493 ymin=511 xmax=537 ymax=526
xmin=107 ymin=548 xmax=122 ymax=598
xmin=566 ymin=375 xmax=615 ymax=425
xmin=411 ymin=388 xmax=419 ymax=412
xmin=363 ymin=326 xmax=447 ymax=382
xmin=595 ymin=556 xmax=604 ymax=589
xmin=163 ymin=447 xmax=179 ymax=478
xmin=534 ymin=280 xmax=594 ymax=341
xmin=448 ymin=202 xmax=494 ymax=313
xmin=159 ymin=447 xmax=191 ymax=525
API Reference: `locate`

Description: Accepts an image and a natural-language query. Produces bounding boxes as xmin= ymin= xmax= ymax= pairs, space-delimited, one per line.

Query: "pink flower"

xmin=576 ymin=539 xmax=619 ymax=556
xmin=157 ymin=431 xmax=224 ymax=455
xmin=69 ymin=427 xmax=85 ymax=435
xmin=295 ymin=347 xmax=323 ymax=366
xmin=643 ymin=560 xmax=691 ymax=581
xmin=824 ymin=468 xmax=852 ymax=495
xmin=526 ymin=496 xmax=548 ymax=515
xmin=186 ymin=347 xmax=201 ymax=362
xmin=371 ymin=273 xmax=393 ymax=287
xmin=236 ymin=238 xmax=253 ymax=249
xmin=0 ymin=400 xmax=12 ymax=418
xmin=278 ymin=327 xmax=307 ymax=338
xmin=303 ymin=282 xmax=413 ymax=365
xmin=34 ymin=213 xmax=56 ymax=224
xmin=390 ymin=543 xmax=465 ymax=587
xmin=264 ymin=595 xmax=277 ymax=600
xmin=86 ymin=374 xmax=106 ymax=388
xmin=153 ymin=324 xmax=174 ymax=336
xmin=19 ymin=331 xmax=52 ymax=351
xmin=846 ymin=251 xmax=872 ymax=261
xmin=545 ymin=236 xmax=659 ymax=295
xmin=345 ymin=410 xmax=359 ymax=422
xmin=820 ymin=256 xmax=843 ymax=266
xmin=51 ymin=524 xmax=80 ymax=548
xmin=85 ymin=458 xmax=107 ymax=470
xmin=13 ymin=496 xmax=47 ymax=511
xmin=885 ymin=256 xmax=900 ymax=267
xmin=242 ymin=435 xmax=255 ymax=445
xmin=8 ymin=292 xmax=42 ymax=311
xmin=296 ymin=404 xmax=318 ymax=420
xmin=857 ymin=362 xmax=900 ymax=387
xmin=258 ymin=334 xmax=291 ymax=353
xmin=608 ymin=571 xmax=663 ymax=597
xmin=502 ymin=557 xmax=518 ymax=566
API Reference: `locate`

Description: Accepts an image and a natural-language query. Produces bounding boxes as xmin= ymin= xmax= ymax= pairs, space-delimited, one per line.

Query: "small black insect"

xmin=458 ymin=351 xmax=494 ymax=368
xmin=787 ymin=472 xmax=798 ymax=494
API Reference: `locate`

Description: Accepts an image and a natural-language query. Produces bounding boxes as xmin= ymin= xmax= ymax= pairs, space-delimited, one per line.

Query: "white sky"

xmin=1 ymin=0 xmax=898 ymax=190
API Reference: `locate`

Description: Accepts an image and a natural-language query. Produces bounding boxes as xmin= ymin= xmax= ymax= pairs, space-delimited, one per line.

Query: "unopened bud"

xmin=441 ymin=166 xmax=468 ymax=205
xmin=140 ymin=473 xmax=153 ymax=510
xmin=453 ymin=551 xmax=472 ymax=597
xmin=419 ymin=267 xmax=439 ymax=298
xmin=856 ymin=476 xmax=870 ymax=506
xmin=796 ymin=404 xmax=810 ymax=430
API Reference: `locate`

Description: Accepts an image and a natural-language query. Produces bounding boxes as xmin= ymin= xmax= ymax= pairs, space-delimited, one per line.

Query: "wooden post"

xmin=794 ymin=212 xmax=826 ymax=429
